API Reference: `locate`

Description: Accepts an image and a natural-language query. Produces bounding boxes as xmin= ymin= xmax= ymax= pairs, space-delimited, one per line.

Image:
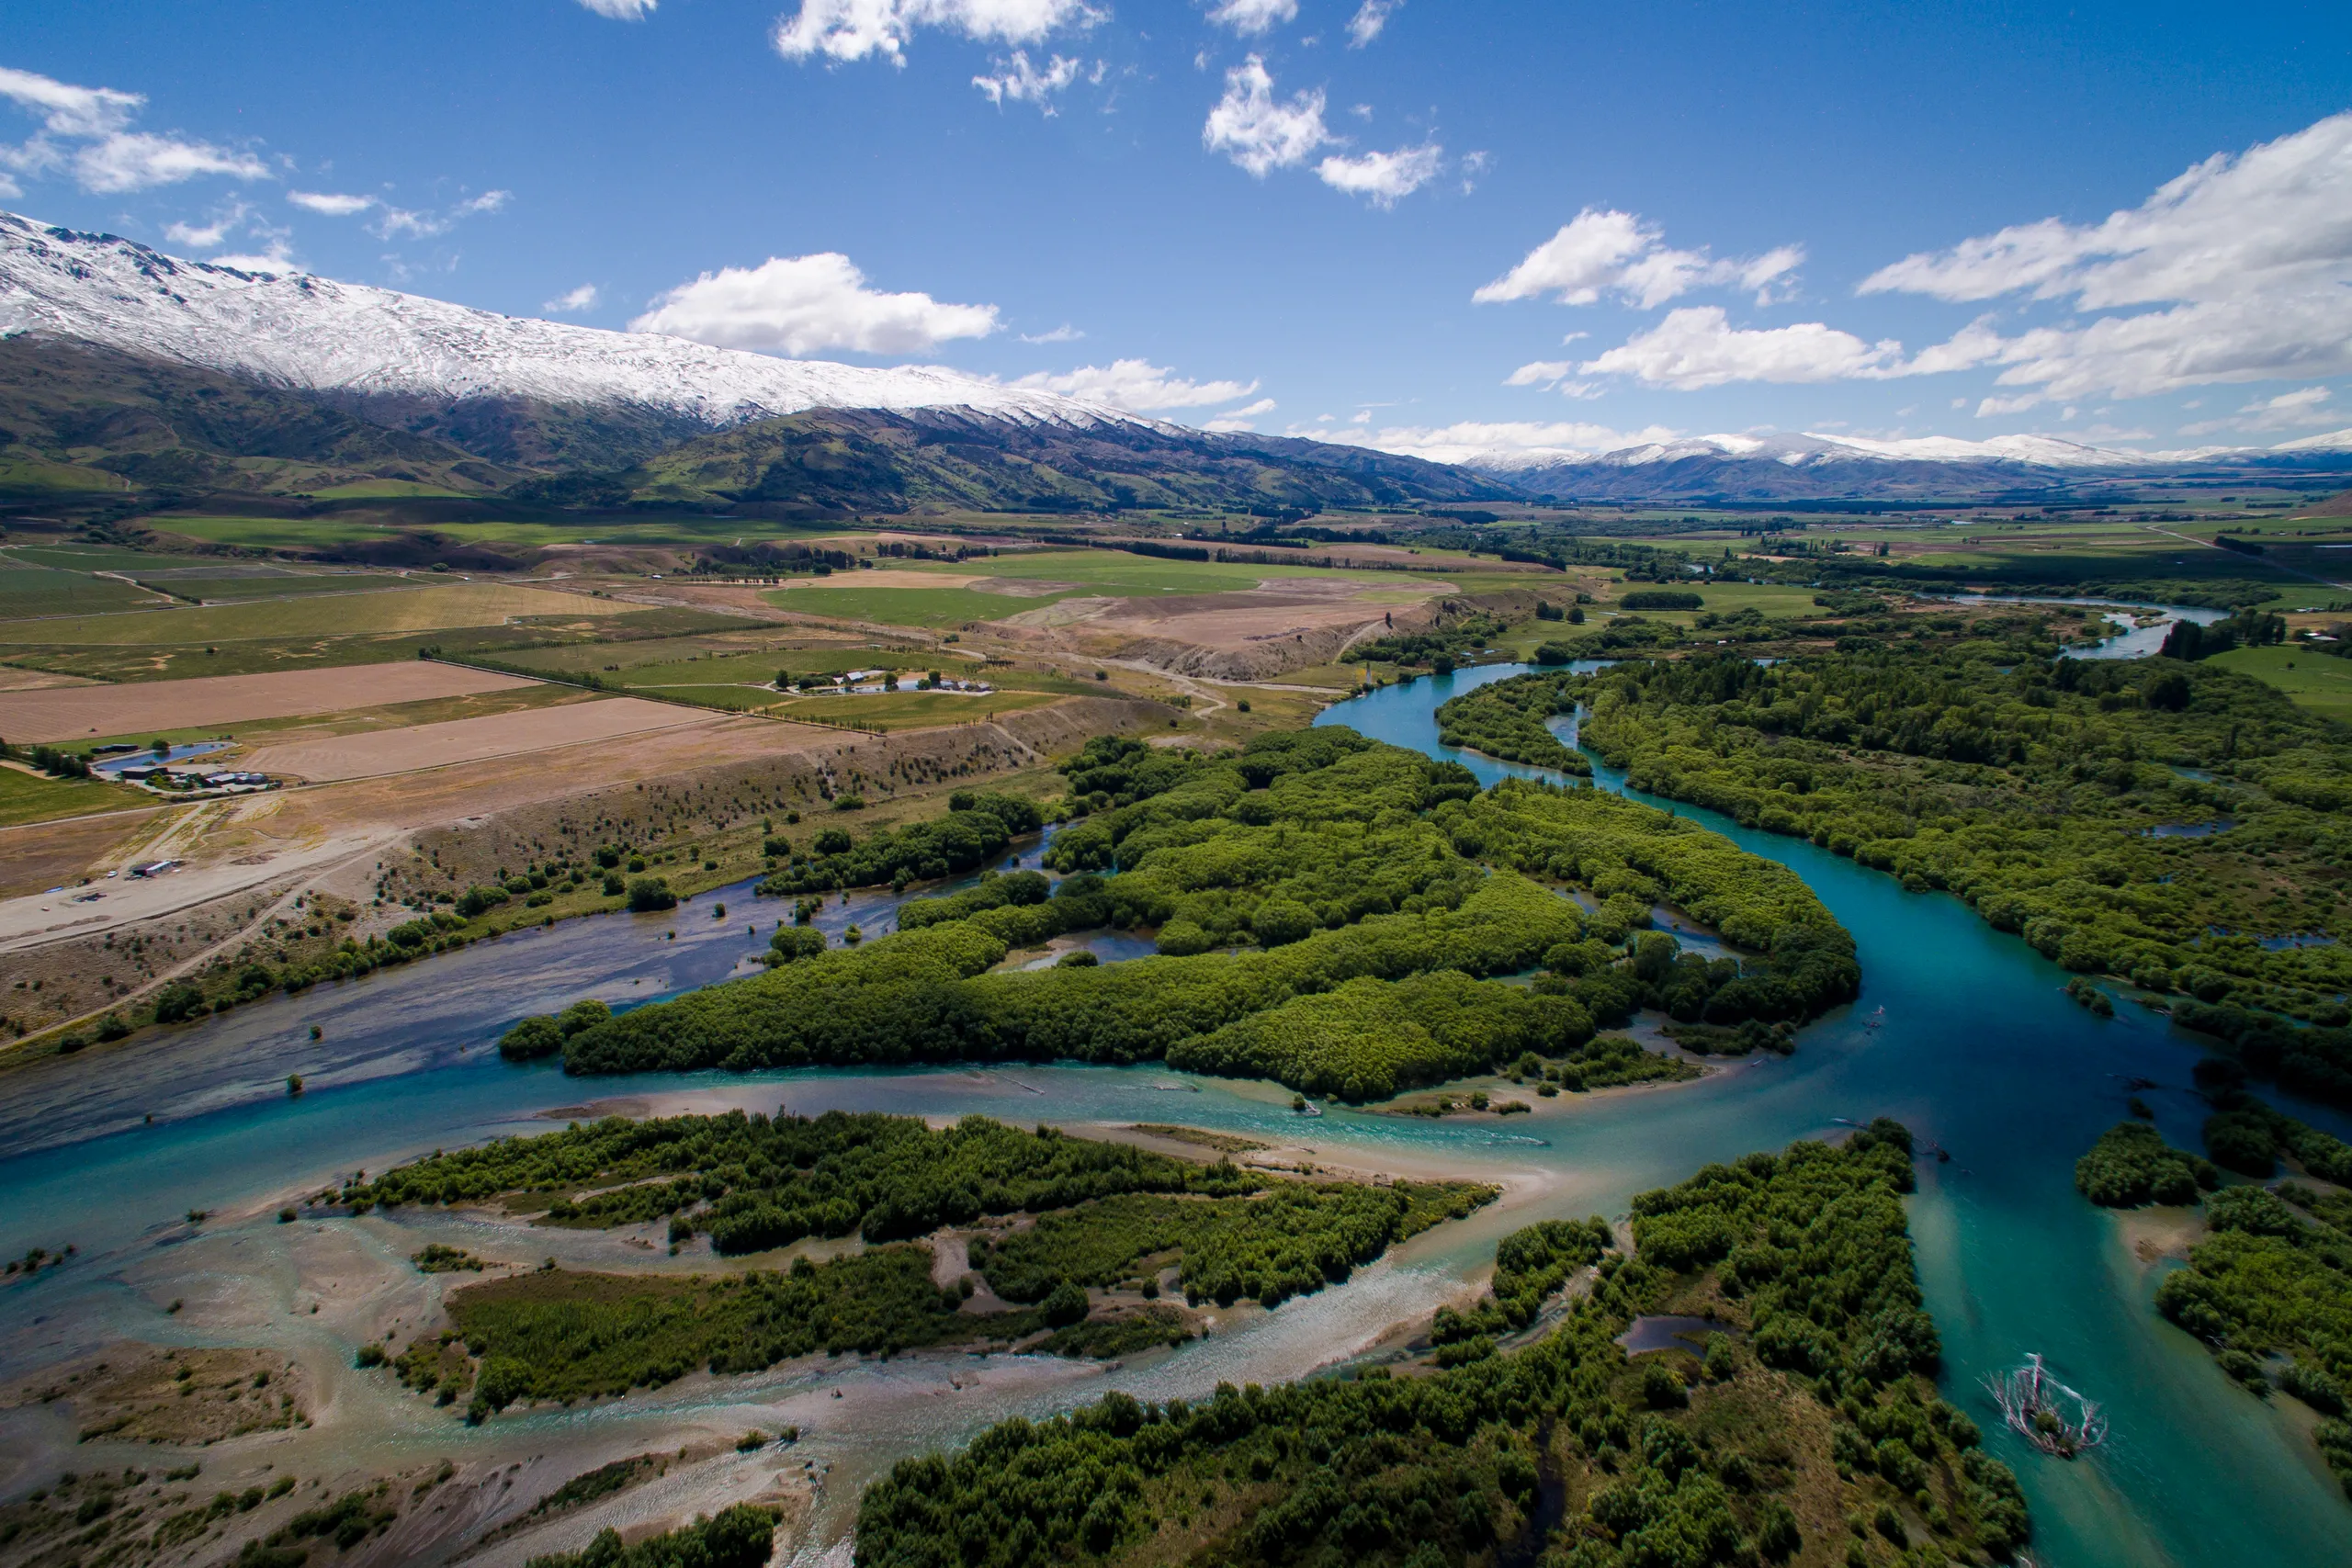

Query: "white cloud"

xmin=1347 ymin=0 xmax=1402 ymax=47
xmin=288 ymin=189 xmax=374 ymax=216
xmin=164 ymin=201 xmax=250 ymax=250
xmin=973 ymin=51 xmax=1085 ymax=112
xmin=1506 ymin=360 xmax=1577 ymax=387
xmin=775 ymin=0 xmax=1103 ymax=66
xmin=631 ymin=254 xmax=1001 ymax=355
xmin=1020 ymin=323 xmax=1085 ymax=343
xmin=2178 ymin=386 xmax=2338 ymax=436
xmin=1578 ymin=306 xmax=1899 ymax=389
xmin=209 ymin=243 xmax=298 ymax=274
xmin=1476 ymin=209 xmax=1804 ymax=310
xmin=0 ymin=68 xmax=271 ymax=195
xmin=370 ymin=189 xmax=509 ymax=240
xmin=1206 ymin=0 xmax=1297 ymax=36
xmin=544 ymin=284 xmax=601 ymax=314
xmin=74 ymin=130 xmax=269 ymax=194
xmin=1317 ymin=142 xmax=1441 ymax=208
xmin=576 ymin=0 xmax=657 ymax=17
xmin=1861 ymin=110 xmax=2352 ymax=404
xmin=1013 ymin=358 xmax=1259 ymax=410
xmin=1204 ymin=396 xmax=1278 ymax=431
xmin=1202 ymin=55 xmax=1331 ymax=175
xmin=1324 ymin=419 xmax=1681 ymax=464
xmin=0 ymin=65 xmax=141 ymax=138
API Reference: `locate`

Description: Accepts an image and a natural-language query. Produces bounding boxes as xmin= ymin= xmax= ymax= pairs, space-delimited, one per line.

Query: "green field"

xmin=0 ymin=765 xmax=153 ymax=829
xmin=0 ymin=581 xmax=590 ymax=645
xmin=0 ymin=567 xmax=162 ymax=619
xmin=764 ymin=548 xmax=1449 ymax=629
xmin=146 ymin=515 xmax=401 ymax=549
xmin=129 ymin=571 xmax=420 ymax=603
xmin=2205 ymin=644 xmax=2352 ymax=720
xmin=772 ymin=689 xmax=1054 ymax=727
xmin=766 ymin=582 xmax=1078 ymax=628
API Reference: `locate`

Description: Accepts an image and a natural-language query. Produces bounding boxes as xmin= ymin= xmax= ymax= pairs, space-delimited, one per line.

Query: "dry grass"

xmin=0 ymin=662 xmax=539 ymax=743
xmin=0 ymin=581 xmax=595 ymax=646
xmin=239 ymin=696 xmax=723 ymax=783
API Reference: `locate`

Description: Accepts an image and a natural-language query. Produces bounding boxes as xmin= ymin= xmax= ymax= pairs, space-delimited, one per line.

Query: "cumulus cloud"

xmin=973 ymin=51 xmax=1088 ymax=112
xmin=209 ymin=243 xmax=299 ymax=274
xmin=1317 ymin=142 xmax=1441 ymax=207
xmin=164 ymin=201 xmax=251 ymax=251
xmin=368 ymin=189 xmax=510 ymax=241
xmin=1347 ymin=0 xmax=1402 ymax=47
xmin=632 ymin=254 xmax=1001 ymax=355
xmin=1476 ymin=209 xmax=1804 ymax=310
xmin=2179 ymin=386 xmax=2339 ymax=437
xmin=576 ymin=0 xmax=657 ymax=17
xmin=1505 ymin=360 xmax=1577 ymax=386
xmin=544 ymin=284 xmax=601 ymax=314
xmin=73 ymin=132 xmax=269 ymax=194
xmin=1206 ymin=0 xmax=1297 ymax=36
xmin=0 ymin=65 xmax=141 ymax=138
xmin=1202 ymin=55 xmax=1331 ymax=175
xmin=1325 ymin=419 xmax=1681 ymax=464
xmin=1204 ymin=396 xmax=1278 ymax=431
xmin=1013 ymin=358 xmax=1260 ymax=410
xmin=288 ymin=189 xmax=374 ymax=216
xmin=1578 ymin=306 xmax=1899 ymax=389
xmin=0 ymin=66 xmax=269 ymax=195
xmin=775 ymin=0 xmax=1103 ymax=66
xmin=1861 ymin=110 xmax=2352 ymax=404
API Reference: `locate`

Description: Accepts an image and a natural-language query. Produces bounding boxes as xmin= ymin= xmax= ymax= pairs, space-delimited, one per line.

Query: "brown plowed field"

xmin=0 ymin=662 xmax=539 ymax=742
xmin=239 ymin=696 xmax=722 ymax=782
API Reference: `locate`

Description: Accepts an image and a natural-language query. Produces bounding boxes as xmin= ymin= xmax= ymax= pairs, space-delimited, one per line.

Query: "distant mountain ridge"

xmin=0 ymin=211 xmax=1139 ymax=434
xmin=0 ymin=210 xmax=1498 ymax=513
xmin=1442 ymin=429 xmax=2352 ymax=502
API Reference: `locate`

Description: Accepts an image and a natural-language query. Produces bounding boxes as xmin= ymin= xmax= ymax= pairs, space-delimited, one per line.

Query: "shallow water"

xmin=3 ymin=670 xmax=2349 ymax=1565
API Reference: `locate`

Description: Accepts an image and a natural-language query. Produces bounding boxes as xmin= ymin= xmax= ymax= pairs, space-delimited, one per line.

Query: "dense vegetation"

xmin=2076 ymin=1114 xmax=2352 ymax=1495
xmin=1498 ymin=637 xmax=2352 ymax=1099
xmin=521 ymin=1505 xmax=779 ymax=1568
xmin=854 ymin=1122 xmax=2030 ymax=1568
xmin=973 ymin=1180 xmax=1490 ymax=1310
xmin=1430 ymin=1216 xmax=1616 ymax=1353
xmin=2073 ymin=1121 xmax=2219 ymax=1206
xmin=345 ymin=1111 xmax=1252 ymax=1254
xmin=533 ymin=728 xmax=1852 ymax=1100
xmin=350 ymin=1110 xmax=1492 ymax=1415
xmin=763 ymin=791 xmax=1045 ymax=894
xmin=1434 ymin=679 xmax=1591 ymax=773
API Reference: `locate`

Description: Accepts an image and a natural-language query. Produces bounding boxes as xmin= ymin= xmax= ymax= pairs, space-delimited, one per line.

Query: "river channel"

xmin=1 ymin=655 xmax=2346 ymax=1567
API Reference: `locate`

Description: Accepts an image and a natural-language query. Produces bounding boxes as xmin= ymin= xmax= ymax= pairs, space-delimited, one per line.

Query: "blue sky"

xmin=6 ymin=0 xmax=2350 ymax=460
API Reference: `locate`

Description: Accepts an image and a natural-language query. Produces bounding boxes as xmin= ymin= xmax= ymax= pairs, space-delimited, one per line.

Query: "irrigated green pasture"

xmin=0 ymin=764 xmax=153 ymax=828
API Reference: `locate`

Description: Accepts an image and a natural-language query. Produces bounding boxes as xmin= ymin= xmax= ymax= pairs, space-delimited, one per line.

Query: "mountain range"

xmin=1449 ymin=429 xmax=2352 ymax=503
xmin=1 ymin=210 xmax=2348 ymax=517
xmin=0 ymin=213 xmax=1497 ymax=516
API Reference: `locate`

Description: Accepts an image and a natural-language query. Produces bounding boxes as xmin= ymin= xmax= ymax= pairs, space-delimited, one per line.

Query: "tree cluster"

xmin=854 ymin=1122 xmax=2029 ymax=1568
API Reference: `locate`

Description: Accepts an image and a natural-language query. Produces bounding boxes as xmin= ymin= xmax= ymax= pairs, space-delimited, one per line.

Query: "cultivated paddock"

xmin=0 ymin=662 xmax=541 ymax=742
xmin=239 ymin=696 xmax=722 ymax=782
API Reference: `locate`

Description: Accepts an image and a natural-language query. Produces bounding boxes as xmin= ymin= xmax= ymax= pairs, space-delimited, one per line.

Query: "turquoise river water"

xmin=0 ymin=663 xmax=2346 ymax=1566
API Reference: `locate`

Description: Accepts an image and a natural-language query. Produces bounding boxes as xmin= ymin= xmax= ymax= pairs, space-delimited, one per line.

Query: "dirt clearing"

xmin=0 ymin=661 xmax=541 ymax=742
xmin=241 ymin=696 xmax=725 ymax=782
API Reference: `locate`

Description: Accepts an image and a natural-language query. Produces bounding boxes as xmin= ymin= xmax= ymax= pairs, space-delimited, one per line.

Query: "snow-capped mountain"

xmin=0 ymin=211 xmax=1145 ymax=434
xmin=1446 ymin=429 xmax=2352 ymax=501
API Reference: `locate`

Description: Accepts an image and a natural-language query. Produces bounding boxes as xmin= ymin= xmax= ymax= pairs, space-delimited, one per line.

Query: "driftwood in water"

xmin=1984 ymin=1353 xmax=2108 ymax=1458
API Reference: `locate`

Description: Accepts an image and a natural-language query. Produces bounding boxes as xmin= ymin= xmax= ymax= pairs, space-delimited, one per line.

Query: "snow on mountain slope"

xmin=1449 ymin=430 xmax=2155 ymax=474
xmin=0 ymin=212 xmax=1146 ymax=433
xmin=1433 ymin=428 xmax=2352 ymax=495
